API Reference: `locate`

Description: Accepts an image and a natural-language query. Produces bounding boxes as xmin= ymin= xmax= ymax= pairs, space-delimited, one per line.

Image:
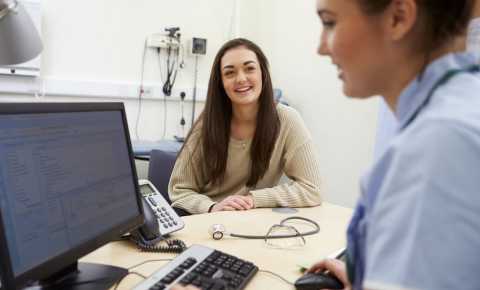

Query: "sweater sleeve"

xmin=168 ymin=141 xmax=216 ymax=214
xmin=250 ymin=140 xmax=322 ymax=208
xmin=249 ymin=105 xmax=322 ymax=208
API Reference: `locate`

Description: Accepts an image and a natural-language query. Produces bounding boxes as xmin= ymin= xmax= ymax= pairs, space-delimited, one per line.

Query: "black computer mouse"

xmin=294 ymin=272 xmax=344 ymax=290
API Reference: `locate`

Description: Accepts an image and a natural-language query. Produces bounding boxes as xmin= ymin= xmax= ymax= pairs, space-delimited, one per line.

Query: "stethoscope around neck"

xmin=346 ymin=64 xmax=480 ymax=286
xmin=209 ymin=216 xmax=320 ymax=240
xmin=401 ymin=65 xmax=480 ymax=130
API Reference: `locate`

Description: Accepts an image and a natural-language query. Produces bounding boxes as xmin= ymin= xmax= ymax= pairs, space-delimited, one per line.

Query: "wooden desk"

xmin=81 ymin=203 xmax=352 ymax=289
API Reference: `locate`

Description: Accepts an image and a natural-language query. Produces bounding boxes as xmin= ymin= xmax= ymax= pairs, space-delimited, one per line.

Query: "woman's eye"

xmin=246 ymin=66 xmax=256 ymax=71
xmin=224 ymin=71 xmax=234 ymax=77
xmin=322 ymin=20 xmax=336 ymax=28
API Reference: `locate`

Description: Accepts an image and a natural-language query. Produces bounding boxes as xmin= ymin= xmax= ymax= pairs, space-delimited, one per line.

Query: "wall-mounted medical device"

xmin=190 ymin=37 xmax=207 ymax=55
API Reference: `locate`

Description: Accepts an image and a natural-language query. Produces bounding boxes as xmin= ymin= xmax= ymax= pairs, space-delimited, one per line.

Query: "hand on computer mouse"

xmin=307 ymin=258 xmax=351 ymax=290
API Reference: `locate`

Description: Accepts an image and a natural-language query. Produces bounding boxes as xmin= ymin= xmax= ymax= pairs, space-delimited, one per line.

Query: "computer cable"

xmin=112 ymin=259 xmax=174 ymax=290
xmin=259 ymin=269 xmax=294 ymax=285
xmin=113 ymin=271 xmax=146 ymax=290
xmin=126 ymin=259 xmax=173 ymax=270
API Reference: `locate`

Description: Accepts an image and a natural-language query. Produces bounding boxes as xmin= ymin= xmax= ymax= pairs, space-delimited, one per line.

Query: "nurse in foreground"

xmin=309 ymin=0 xmax=480 ymax=289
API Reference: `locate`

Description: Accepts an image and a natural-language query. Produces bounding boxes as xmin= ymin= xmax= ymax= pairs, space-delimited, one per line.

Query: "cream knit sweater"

xmin=168 ymin=104 xmax=322 ymax=214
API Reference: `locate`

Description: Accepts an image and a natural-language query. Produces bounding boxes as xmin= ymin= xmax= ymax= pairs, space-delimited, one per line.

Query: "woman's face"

xmin=221 ymin=46 xmax=263 ymax=107
xmin=317 ymin=0 xmax=391 ymax=98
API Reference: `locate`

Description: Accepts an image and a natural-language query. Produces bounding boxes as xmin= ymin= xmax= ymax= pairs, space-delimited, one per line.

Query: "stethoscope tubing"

xmin=228 ymin=216 xmax=320 ymax=240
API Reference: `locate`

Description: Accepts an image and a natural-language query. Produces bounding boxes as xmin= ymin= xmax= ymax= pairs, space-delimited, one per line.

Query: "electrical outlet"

xmin=139 ymin=86 xmax=153 ymax=98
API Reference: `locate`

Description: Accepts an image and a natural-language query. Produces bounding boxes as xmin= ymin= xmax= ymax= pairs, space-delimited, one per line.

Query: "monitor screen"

xmin=0 ymin=103 xmax=143 ymax=290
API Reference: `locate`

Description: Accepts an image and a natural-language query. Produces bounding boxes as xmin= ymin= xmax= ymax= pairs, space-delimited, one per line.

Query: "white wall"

xmin=240 ymin=0 xmax=379 ymax=207
xmin=0 ymin=0 xmax=239 ymax=141
xmin=1 ymin=0 xmax=379 ymax=207
xmin=39 ymin=0 xmax=235 ymax=87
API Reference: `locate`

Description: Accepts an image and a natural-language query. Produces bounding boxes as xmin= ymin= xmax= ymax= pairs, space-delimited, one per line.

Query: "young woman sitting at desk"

xmin=168 ymin=38 xmax=322 ymax=215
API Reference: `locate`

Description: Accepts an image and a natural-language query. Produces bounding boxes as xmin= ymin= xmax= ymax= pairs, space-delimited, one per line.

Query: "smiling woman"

xmin=221 ymin=47 xmax=263 ymax=107
xmin=168 ymin=38 xmax=323 ymax=215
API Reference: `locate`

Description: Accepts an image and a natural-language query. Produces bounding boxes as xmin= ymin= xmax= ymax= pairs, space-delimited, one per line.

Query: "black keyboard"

xmin=132 ymin=245 xmax=258 ymax=290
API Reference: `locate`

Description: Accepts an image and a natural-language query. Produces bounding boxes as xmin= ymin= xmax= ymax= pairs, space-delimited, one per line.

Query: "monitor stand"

xmin=27 ymin=262 xmax=128 ymax=290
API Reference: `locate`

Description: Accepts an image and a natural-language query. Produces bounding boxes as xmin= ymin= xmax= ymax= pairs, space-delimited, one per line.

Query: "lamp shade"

xmin=0 ymin=1 xmax=42 ymax=65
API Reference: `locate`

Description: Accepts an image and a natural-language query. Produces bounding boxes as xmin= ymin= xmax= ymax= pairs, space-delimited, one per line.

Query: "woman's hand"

xmin=211 ymin=194 xmax=255 ymax=212
xmin=307 ymin=259 xmax=352 ymax=290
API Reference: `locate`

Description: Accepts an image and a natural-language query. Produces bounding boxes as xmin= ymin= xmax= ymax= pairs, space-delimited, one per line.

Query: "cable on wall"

xmin=134 ymin=38 xmax=148 ymax=141
xmin=226 ymin=0 xmax=238 ymax=40
xmin=157 ymin=49 xmax=168 ymax=140
xmin=191 ymin=54 xmax=199 ymax=129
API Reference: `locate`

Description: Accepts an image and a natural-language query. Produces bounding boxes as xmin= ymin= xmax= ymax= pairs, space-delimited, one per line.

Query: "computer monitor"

xmin=0 ymin=103 xmax=144 ymax=290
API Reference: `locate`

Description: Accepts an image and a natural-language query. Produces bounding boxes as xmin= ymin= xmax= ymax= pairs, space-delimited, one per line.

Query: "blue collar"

xmin=395 ymin=52 xmax=479 ymax=130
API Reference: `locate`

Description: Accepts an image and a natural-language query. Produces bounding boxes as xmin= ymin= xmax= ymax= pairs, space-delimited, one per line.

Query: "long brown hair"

xmin=357 ymin=0 xmax=473 ymax=54
xmin=180 ymin=38 xmax=280 ymax=188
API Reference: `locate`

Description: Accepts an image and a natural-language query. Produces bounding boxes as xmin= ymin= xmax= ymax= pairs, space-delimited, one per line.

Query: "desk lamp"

xmin=0 ymin=0 xmax=42 ymax=65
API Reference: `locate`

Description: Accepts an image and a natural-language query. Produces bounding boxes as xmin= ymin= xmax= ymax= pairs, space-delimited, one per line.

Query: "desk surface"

xmin=81 ymin=203 xmax=352 ymax=290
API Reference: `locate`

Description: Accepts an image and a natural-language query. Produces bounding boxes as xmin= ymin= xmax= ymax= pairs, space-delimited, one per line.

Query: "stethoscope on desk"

xmin=209 ymin=216 xmax=320 ymax=240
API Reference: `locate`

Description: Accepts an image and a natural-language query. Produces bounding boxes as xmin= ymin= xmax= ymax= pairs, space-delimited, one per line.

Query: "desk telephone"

xmin=130 ymin=179 xmax=186 ymax=253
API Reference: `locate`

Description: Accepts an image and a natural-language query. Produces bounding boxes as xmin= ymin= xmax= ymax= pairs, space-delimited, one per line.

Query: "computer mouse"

xmin=294 ymin=272 xmax=344 ymax=290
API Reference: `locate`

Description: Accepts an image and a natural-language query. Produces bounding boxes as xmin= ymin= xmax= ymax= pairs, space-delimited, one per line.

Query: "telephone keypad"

xmin=142 ymin=188 xmax=184 ymax=235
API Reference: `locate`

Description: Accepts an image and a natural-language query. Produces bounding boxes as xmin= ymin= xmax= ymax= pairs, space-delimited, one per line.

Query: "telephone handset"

xmin=130 ymin=179 xmax=186 ymax=253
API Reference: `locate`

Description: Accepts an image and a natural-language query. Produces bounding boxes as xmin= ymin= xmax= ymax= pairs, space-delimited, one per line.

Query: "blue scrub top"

xmin=347 ymin=52 xmax=480 ymax=290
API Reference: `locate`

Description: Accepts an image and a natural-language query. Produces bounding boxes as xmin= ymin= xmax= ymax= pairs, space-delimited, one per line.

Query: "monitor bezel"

xmin=0 ymin=102 xmax=145 ymax=290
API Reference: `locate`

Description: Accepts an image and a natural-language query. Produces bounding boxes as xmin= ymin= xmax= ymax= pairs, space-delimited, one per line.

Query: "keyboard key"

xmin=170 ymin=268 xmax=185 ymax=279
xmin=179 ymin=258 xmax=196 ymax=270
xmin=203 ymin=266 xmax=217 ymax=277
xmin=191 ymin=277 xmax=204 ymax=287
xmin=160 ymin=275 xmax=174 ymax=284
xmin=179 ymin=273 xmax=196 ymax=284
xmin=239 ymin=264 xmax=254 ymax=276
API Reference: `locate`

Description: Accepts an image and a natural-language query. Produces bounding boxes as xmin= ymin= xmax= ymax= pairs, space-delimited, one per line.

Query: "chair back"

xmin=147 ymin=149 xmax=178 ymax=204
